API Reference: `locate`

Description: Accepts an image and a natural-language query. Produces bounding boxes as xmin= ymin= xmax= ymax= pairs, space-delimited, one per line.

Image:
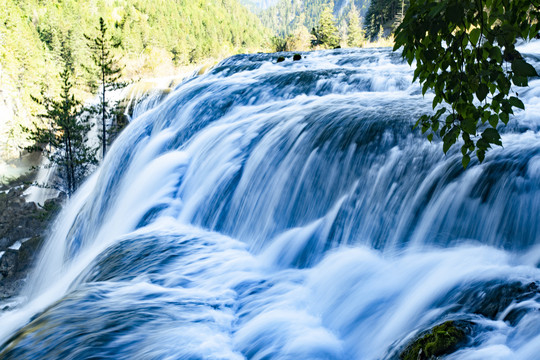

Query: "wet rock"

xmin=0 ymin=278 xmax=26 ymax=300
xmin=293 ymin=54 xmax=302 ymax=61
xmin=0 ymin=174 xmax=62 ymax=300
xmin=18 ymin=236 xmax=44 ymax=270
xmin=0 ymin=237 xmax=10 ymax=250
xmin=0 ymin=250 xmax=18 ymax=278
xmin=449 ymin=281 xmax=539 ymax=324
xmin=43 ymin=195 xmax=64 ymax=218
xmin=277 ymin=56 xmax=285 ymax=63
xmin=399 ymin=320 xmax=474 ymax=360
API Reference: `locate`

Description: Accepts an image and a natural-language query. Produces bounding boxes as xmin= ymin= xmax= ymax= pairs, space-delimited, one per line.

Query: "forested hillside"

xmin=256 ymin=0 xmax=410 ymax=42
xmin=240 ymin=0 xmax=280 ymax=10
xmin=257 ymin=0 xmax=370 ymax=37
xmin=0 ymin=0 xmax=268 ymax=161
xmin=365 ymin=0 xmax=408 ymax=39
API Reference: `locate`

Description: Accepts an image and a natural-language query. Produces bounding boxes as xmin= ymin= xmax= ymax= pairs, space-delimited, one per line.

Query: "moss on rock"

xmin=400 ymin=321 xmax=472 ymax=360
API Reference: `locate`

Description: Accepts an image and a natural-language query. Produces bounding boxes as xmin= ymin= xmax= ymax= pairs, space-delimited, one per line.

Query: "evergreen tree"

xmin=84 ymin=17 xmax=126 ymax=159
xmin=1 ymin=0 xmax=269 ymax=161
xmin=271 ymin=36 xmax=288 ymax=52
xmin=286 ymin=14 xmax=314 ymax=51
xmin=314 ymin=3 xmax=341 ymax=49
xmin=286 ymin=25 xmax=313 ymax=51
xmin=23 ymin=41 xmax=96 ymax=197
xmin=392 ymin=0 xmax=409 ymax=29
xmin=346 ymin=4 xmax=366 ymax=48
xmin=364 ymin=0 xmax=401 ymax=40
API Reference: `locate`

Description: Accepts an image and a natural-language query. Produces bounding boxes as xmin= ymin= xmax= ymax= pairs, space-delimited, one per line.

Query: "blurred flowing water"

xmin=1 ymin=45 xmax=539 ymax=359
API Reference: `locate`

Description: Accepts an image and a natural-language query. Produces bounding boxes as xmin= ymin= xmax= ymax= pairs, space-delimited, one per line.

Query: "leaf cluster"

xmin=394 ymin=0 xmax=539 ymax=166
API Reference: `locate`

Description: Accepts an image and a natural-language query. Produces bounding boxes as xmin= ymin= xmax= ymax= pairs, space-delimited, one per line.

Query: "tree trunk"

xmin=101 ymin=37 xmax=107 ymax=159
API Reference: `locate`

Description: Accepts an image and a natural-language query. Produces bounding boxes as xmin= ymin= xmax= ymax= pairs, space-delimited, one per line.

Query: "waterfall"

xmin=23 ymin=77 xmax=180 ymax=205
xmin=0 ymin=45 xmax=539 ymax=359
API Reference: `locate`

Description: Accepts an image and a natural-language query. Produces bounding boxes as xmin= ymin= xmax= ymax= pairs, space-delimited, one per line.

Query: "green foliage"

xmin=394 ymin=0 xmax=540 ymax=165
xmin=347 ymin=4 xmax=366 ymax=47
xmin=1 ymin=0 xmax=268 ymax=69
xmin=400 ymin=321 xmax=468 ymax=360
xmin=271 ymin=36 xmax=289 ymax=52
xmin=1 ymin=0 xmax=268 ymax=160
xmin=22 ymin=41 xmax=97 ymax=197
xmin=112 ymin=0 xmax=268 ymax=63
xmin=0 ymin=0 xmax=59 ymax=159
xmin=258 ymin=0 xmax=370 ymax=39
xmin=286 ymin=14 xmax=314 ymax=51
xmin=365 ymin=0 xmax=407 ymax=40
xmin=270 ymin=14 xmax=314 ymax=52
xmin=84 ymin=17 xmax=127 ymax=159
xmin=313 ymin=3 xmax=341 ymax=48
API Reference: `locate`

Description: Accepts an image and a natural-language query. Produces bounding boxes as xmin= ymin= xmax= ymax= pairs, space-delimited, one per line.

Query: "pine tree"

xmin=23 ymin=41 xmax=97 ymax=197
xmin=365 ymin=0 xmax=401 ymax=40
xmin=314 ymin=3 xmax=340 ymax=49
xmin=84 ymin=17 xmax=126 ymax=159
xmin=346 ymin=4 xmax=366 ymax=48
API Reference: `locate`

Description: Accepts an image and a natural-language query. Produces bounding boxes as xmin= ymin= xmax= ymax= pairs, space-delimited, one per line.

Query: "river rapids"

xmin=1 ymin=45 xmax=539 ymax=359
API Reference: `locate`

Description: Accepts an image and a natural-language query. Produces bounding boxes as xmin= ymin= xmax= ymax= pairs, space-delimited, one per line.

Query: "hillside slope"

xmin=0 ymin=0 xmax=268 ymax=161
xmin=257 ymin=0 xmax=370 ymax=37
xmin=240 ymin=0 xmax=280 ymax=10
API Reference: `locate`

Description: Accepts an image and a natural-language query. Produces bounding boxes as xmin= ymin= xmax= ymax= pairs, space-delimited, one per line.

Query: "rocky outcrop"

xmin=0 ymin=176 xmax=64 ymax=301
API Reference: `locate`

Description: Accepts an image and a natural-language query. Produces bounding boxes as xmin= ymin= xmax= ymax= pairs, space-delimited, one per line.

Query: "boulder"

xmin=399 ymin=320 xmax=474 ymax=360
xmin=0 ymin=237 xmax=10 ymax=250
xmin=18 ymin=236 xmax=44 ymax=270
xmin=0 ymin=278 xmax=26 ymax=300
xmin=0 ymin=175 xmax=62 ymax=301
xmin=444 ymin=280 xmax=540 ymax=324
xmin=0 ymin=249 xmax=18 ymax=278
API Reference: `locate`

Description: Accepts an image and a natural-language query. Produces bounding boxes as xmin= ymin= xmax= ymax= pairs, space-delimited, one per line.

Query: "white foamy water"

xmin=1 ymin=44 xmax=539 ymax=359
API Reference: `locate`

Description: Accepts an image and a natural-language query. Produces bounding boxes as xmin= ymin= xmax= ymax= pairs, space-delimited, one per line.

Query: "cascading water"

xmin=0 ymin=45 xmax=539 ymax=359
xmin=23 ymin=78 xmax=179 ymax=205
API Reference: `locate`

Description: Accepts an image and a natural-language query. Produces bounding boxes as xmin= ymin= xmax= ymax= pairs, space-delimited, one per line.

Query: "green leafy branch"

xmin=394 ymin=0 xmax=539 ymax=167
